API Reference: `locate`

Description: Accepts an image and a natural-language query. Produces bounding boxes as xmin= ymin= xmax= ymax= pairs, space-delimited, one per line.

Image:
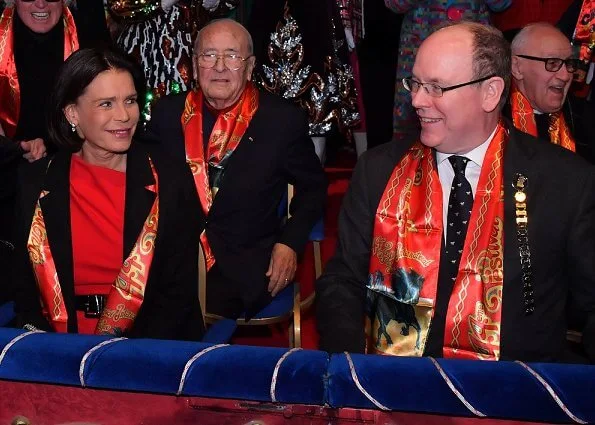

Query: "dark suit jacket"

xmin=0 ymin=137 xmax=21 ymax=236
xmin=316 ymin=125 xmax=595 ymax=363
xmin=12 ymin=142 xmax=205 ymax=341
xmin=0 ymin=137 xmax=22 ymax=304
xmin=146 ymin=90 xmax=327 ymax=316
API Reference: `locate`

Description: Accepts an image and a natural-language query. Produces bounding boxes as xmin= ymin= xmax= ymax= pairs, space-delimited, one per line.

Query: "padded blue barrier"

xmin=0 ymin=330 xmax=114 ymax=386
xmin=1 ymin=327 xmax=594 ymax=424
xmin=327 ymin=352 xmax=595 ymax=423
xmin=0 ymin=328 xmax=327 ymax=405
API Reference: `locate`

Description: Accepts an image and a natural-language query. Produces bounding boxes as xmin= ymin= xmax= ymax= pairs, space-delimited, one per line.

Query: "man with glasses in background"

xmin=316 ymin=21 xmax=595 ymax=363
xmin=147 ymin=19 xmax=326 ymax=320
xmin=507 ymin=22 xmax=592 ymax=161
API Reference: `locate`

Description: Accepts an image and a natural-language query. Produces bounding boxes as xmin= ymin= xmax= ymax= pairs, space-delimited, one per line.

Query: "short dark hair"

xmin=434 ymin=21 xmax=511 ymax=110
xmin=46 ymin=46 xmax=146 ymax=152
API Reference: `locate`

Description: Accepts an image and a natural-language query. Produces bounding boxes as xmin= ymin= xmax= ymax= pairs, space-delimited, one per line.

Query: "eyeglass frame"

xmin=402 ymin=74 xmax=497 ymax=98
xmin=195 ymin=53 xmax=254 ymax=71
xmin=514 ymin=54 xmax=579 ymax=73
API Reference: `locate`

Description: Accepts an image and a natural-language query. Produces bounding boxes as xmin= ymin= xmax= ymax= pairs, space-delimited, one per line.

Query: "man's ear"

xmin=246 ymin=56 xmax=256 ymax=81
xmin=192 ymin=55 xmax=199 ymax=81
xmin=511 ymin=55 xmax=523 ymax=80
xmin=482 ymin=76 xmax=505 ymax=113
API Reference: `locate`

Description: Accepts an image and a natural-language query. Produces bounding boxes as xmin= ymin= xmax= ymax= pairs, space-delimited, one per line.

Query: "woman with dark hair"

xmin=11 ymin=46 xmax=206 ymax=341
xmin=0 ymin=0 xmax=110 ymax=304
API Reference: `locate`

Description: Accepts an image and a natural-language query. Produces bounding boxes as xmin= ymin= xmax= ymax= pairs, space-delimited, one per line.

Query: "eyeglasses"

xmin=402 ymin=74 xmax=496 ymax=98
xmin=196 ymin=53 xmax=252 ymax=71
xmin=515 ymin=55 xmax=578 ymax=73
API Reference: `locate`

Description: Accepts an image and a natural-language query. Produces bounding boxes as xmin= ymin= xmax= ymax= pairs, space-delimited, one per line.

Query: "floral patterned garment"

xmin=384 ymin=0 xmax=512 ymax=136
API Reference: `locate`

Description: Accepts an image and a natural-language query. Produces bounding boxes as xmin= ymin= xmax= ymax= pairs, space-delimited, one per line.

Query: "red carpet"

xmin=231 ymin=150 xmax=356 ymax=349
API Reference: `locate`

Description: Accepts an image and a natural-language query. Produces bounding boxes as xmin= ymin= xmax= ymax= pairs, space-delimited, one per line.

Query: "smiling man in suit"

xmin=147 ymin=19 xmax=326 ymax=319
xmin=316 ymin=21 xmax=595 ymax=363
xmin=506 ymin=23 xmax=593 ymax=162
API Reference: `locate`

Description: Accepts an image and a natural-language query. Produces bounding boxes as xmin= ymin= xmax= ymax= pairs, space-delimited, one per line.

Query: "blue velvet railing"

xmin=0 ymin=327 xmax=593 ymax=424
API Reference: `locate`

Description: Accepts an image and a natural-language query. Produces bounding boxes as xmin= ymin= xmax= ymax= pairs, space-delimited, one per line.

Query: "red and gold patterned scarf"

xmin=510 ymin=83 xmax=575 ymax=152
xmin=27 ymin=157 xmax=159 ymax=336
xmin=573 ymin=0 xmax=594 ymax=85
xmin=181 ymin=82 xmax=259 ymax=270
xmin=0 ymin=6 xmax=79 ymax=138
xmin=367 ymin=122 xmax=507 ymax=360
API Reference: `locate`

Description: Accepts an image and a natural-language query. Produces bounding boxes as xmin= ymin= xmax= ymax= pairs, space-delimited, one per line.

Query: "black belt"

xmin=75 ymin=295 xmax=106 ymax=318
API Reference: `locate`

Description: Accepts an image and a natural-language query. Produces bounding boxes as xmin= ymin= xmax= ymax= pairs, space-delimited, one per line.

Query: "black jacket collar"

xmin=38 ymin=142 xmax=156 ymax=331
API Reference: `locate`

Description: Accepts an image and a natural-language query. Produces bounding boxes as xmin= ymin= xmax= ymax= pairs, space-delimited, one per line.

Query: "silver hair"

xmin=193 ymin=18 xmax=254 ymax=57
xmin=511 ymin=22 xmax=569 ymax=54
xmin=4 ymin=0 xmax=74 ymax=6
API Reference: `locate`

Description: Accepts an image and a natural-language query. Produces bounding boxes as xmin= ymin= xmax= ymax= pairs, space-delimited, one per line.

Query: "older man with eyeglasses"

xmin=506 ymin=22 xmax=590 ymax=158
xmin=316 ymin=21 xmax=595 ymax=364
xmin=147 ymin=19 xmax=326 ymax=320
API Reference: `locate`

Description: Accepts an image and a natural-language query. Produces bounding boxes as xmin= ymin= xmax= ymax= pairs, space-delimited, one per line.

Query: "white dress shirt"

xmin=436 ymin=127 xmax=498 ymax=240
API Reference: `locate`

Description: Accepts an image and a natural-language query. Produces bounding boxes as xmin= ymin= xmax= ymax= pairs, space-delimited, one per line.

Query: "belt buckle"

xmin=84 ymin=295 xmax=105 ymax=318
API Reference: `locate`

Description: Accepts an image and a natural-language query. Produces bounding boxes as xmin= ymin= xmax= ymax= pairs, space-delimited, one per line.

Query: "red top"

xmin=70 ymin=154 xmax=126 ymax=334
xmin=492 ymin=0 xmax=574 ymax=33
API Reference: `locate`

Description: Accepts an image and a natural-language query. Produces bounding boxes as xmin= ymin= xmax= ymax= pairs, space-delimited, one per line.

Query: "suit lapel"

xmin=39 ymin=152 xmax=77 ymax=332
xmin=208 ymin=121 xmax=256 ymax=218
xmin=123 ymin=144 xmax=156 ymax=257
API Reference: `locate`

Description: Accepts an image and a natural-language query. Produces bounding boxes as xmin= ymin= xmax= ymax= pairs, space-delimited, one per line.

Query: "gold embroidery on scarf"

xmin=96 ymin=304 xmax=137 ymax=332
xmin=397 ymin=243 xmax=434 ymax=268
xmin=28 ymin=208 xmax=47 ymax=265
xmin=379 ymin=155 xmax=409 ymax=223
xmin=469 ymin=216 xmax=504 ymax=359
xmin=372 ymin=236 xmax=395 ymax=273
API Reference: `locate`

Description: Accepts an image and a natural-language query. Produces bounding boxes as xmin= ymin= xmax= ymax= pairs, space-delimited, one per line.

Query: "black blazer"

xmin=316 ymin=124 xmax=595 ymax=363
xmin=0 ymin=137 xmax=21 ymax=303
xmin=12 ymin=142 xmax=205 ymax=341
xmin=146 ymin=90 xmax=327 ymax=316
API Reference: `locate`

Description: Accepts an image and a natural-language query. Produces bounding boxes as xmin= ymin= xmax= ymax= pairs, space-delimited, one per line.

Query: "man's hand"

xmin=266 ymin=243 xmax=297 ymax=297
xmin=20 ymin=138 xmax=46 ymax=162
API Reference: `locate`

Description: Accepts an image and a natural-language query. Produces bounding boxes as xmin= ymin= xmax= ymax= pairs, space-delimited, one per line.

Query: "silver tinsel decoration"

xmin=256 ymin=6 xmax=360 ymax=137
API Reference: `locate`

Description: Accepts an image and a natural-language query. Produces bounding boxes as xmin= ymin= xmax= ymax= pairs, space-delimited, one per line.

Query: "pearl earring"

xmin=70 ymin=122 xmax=76 ymax=133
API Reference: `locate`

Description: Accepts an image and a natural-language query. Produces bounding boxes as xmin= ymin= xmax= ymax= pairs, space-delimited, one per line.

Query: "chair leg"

xmin=313 ymin=240 xmax=322 ymax=279
xmin=291 ymin=282 xmax=301 ymax=348
xmin=198 ymin=245 xmax=207 ymax=323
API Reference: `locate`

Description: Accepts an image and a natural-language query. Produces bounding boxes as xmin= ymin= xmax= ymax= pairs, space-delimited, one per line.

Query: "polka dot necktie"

xmin=445 ymin=156 xmax=474 ymax=282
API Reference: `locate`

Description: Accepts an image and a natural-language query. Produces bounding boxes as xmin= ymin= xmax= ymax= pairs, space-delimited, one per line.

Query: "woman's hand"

xmin=20 ymin=138 xmax=47 ymax=162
